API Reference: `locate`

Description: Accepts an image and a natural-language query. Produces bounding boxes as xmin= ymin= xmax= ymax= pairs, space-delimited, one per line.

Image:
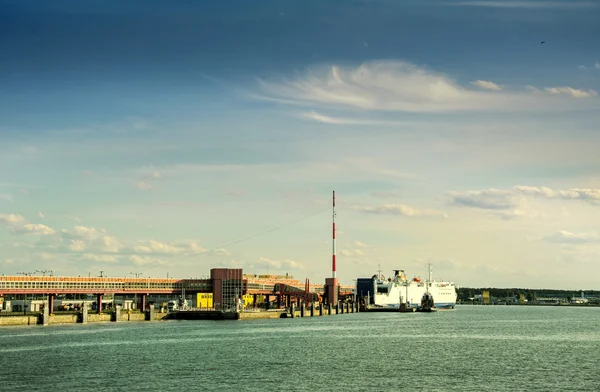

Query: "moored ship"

xmin=355 ymin=265 xmax=457 ymax=310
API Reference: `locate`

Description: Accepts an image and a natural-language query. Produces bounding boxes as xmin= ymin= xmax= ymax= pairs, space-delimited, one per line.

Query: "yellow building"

xmin=482 ymin=291 xmax=490 ymax=305
xmin=242 ymin=294 xmax=265 ymax=307
xmin=196 ymin=293 xmax=213 ymax=309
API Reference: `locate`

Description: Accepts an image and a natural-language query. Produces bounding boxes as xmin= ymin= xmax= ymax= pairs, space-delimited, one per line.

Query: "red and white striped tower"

xmin=325 ymin=190 xmax=339 ymax=305
xmin=332 ymin=190 xmax=337 ymax=279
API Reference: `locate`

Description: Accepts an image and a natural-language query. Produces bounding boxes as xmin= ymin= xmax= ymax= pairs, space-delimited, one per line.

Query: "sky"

xmin=1 ymin=0 xmax=600 ymax=290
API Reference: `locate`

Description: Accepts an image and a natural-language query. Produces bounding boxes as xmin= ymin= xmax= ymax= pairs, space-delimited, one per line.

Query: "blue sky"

xmin=1 ymin=0 xmax=600 ymax=289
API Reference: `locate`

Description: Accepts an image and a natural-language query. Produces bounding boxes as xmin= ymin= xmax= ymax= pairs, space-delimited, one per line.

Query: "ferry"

xmin=356 ymin=265 xmax=457 ymax=310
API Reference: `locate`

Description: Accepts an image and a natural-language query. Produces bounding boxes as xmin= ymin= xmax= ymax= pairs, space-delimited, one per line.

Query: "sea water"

xmin=1 ymin=306 xmax=598 ymax=391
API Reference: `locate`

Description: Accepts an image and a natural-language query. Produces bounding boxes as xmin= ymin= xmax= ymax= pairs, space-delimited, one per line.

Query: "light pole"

xmin=129 ymin=272 xmax=142 ymax=310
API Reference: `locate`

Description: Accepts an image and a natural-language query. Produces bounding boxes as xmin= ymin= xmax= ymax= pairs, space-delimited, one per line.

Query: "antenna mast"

xmin=332 ymin=190 xmax=336 ymax=279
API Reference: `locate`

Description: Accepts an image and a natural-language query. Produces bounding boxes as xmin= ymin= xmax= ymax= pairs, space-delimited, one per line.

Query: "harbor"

xmin=0 ymin=191 xmax=452 ymax=327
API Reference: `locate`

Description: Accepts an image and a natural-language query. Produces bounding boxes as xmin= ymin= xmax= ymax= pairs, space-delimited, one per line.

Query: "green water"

xmin=1 ymin=306 xmax=598 ymax=391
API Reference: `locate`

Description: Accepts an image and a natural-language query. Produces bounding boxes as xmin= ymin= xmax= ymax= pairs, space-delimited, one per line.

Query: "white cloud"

xmin=355 ymin=241 xmax=369 ymax=247
xmin=0 ymin=214 xmax=55 ymax=235
xmin=210 ymin=248 xmax=231 ymax=257
xmin=83 ymin=254 xmax=119 ymax=263
xmin=15 ymin=224 xmax=56 ymax=235
xmin=134 ymin=180 xmax=153 ymax=190
xmin=544 ymin=87 xmax=598 ymax=98
xmin=61 ymin=225 xmax=105 ymax=239
xmin=129 ymin=255 xmax=165 ymax=266
xmin=133 ymin=239 xmax=183 ymax=255
xmin=0 ymin=214 xmax=26 ymax=225
xmin=543 ymin=230 xmax=600 ymax=244
xmin=94 ymin=236 xmax=122 ymax=253
xmin=0 ymin=194 xmax=13 ymax=202
xmin=38 ymin=211 xmax=45 ymax=219
xmin=353 ymin=203 xmax=448 ymax=218
xmin=4 ymin=259 xmax=14 ymax=264
xmin=471 ymin=80 xmax=503 ymax=91
xmin=341 ymin=249 xmax=365 ymax=257
xmin=259 ymin=257 xmax=303 ymax=270
xmin=596 ymin=62 xmax=600 ymax=69
xmin=68 ymin=240 xmax=87 ymax=252
xmin=256 ymin=60 xmax=596 ymax=114
xmin=132 ymin=169 xmax=163 ymax=191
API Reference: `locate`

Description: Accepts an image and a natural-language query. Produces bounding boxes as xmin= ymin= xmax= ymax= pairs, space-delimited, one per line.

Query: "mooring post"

xmin=79 ymin=305 xmax=88 ymax=324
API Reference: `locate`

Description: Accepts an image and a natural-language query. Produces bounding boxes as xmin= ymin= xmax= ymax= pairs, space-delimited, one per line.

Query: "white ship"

xmin=356 ymin=265 xmax=457 ymax=310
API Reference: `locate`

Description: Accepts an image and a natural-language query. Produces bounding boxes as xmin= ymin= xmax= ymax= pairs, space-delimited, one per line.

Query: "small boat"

xmin=416 ymin=292 xmax=437 ymax=312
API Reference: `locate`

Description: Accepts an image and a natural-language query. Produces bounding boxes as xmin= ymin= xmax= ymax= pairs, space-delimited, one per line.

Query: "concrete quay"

xmin=0 ymin=301 xmax=360 ymax=327
xmin=0 ymin=309 xmax=168 ymax=327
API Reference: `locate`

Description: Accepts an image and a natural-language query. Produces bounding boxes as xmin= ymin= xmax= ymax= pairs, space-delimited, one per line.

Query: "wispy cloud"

xmin=450 ymin=186 xmax=600 ymax=209
xmin=449 ymin=1 xmax=598 ymax=9
xmin=133 ymin=170 xmax=161 ymax=191
xmin=256 ymin=60 xmax=597 ymax=114
xmin=134 ymin=180 xmax=153 ymax=191
xmin=353 ymin=203 xmax=448 ymax=218
xmin=471 ymin=80 xmax=503 ymax=91
xmin=514 ymin=186 xmax=600 ymax=205
xmin=595 ymin=62 xmax=600 ymax=69
xmin=544 ymin=87 xmax=598 ymax=98
xmin=448 ymin=185 xmax=600 ymax=219
xmin=371 ymin=190 xmax=403 ymax=199
xmin=0 ymin=194 xmax=13 ymax=202
xmin=542 ymin=230 xmax=600 ymax=244
xmin=299 ymin=111 xmax=406 ymax=126
xmin=341 ymin=248 xmax=365 ymax=257
xmin=448 ymin=189 xmax=518 ymax=210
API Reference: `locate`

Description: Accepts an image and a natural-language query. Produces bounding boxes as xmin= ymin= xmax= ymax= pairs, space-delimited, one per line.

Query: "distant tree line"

xmin=457 ymin=288 xmax=600 ymax=302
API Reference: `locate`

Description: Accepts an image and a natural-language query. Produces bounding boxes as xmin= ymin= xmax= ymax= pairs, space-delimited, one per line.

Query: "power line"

xmin=173 ymin=205 xmax=331 ymax=264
